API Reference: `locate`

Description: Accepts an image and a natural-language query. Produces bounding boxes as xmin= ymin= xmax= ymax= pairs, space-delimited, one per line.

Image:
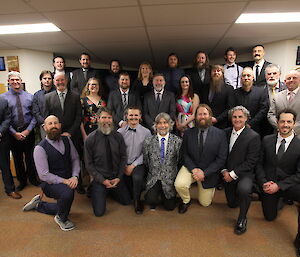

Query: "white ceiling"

xmin=1 ymin=0 xmax=300 ymax=69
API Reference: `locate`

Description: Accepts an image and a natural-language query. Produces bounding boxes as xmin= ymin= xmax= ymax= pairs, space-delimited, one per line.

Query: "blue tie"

xmin=160 ymin=138 xmax=165 ymax=161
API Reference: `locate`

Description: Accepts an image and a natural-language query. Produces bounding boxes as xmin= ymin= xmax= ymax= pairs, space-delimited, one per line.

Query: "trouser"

xmin=261 ymin=184 xmax=300 ymax=234
xmin=123 ymin=164 xmax=146 ymax=201
xmin=37 ymin=183 xmax=74 ymax=222
xmin=10 ymin=130 xmax=39 ymax=186
xmin=224 ymin=176 xmax=253 ymax=220
xmin=0 ymin=135 xmax=16 ymax=194
xmin=174 ymin=166 xmax=215 ymax=207
xmin=145 ymin=180 xmax=177 ymax=211
xmin=91 ymin=179 xmax=131 ymax=217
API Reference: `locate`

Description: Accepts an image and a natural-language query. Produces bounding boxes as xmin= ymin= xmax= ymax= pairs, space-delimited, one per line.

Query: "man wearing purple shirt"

xmin=2 ymin=71 xmax=38 ymax=191
xmin=23 ymin=115 xmax=80 ymax=231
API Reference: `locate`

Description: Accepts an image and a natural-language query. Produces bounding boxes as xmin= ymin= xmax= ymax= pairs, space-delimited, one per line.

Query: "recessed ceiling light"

xmin=236 ymin=12 xmax=300 ymax=23
xmin=0 ymin=23 xmax=61 ymax=35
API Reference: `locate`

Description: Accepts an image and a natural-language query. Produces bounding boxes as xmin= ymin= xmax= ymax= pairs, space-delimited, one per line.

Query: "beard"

xmin=210 ymin=76 xmax=224 ymax=93
xmin=242 ymin=80 xmax=253 ymax=89
xmin=195 ymin=118 xmax=212 ymax=129
xmin=98 ymin=122 xmax=114 ymax=135
xmin=47 ymin=128 xmax=61 ymax=140
xmin=267 ymin=78 xmax=279 ymax=86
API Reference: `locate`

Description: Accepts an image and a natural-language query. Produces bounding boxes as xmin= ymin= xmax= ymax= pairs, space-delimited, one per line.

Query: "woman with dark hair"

xmin=80 ymin=77 xmax=106 ymax=140
xmin=176 ymin=75 xmax=200 ymax=135
xmin=132 ymin=62 xmax=153 ymax=103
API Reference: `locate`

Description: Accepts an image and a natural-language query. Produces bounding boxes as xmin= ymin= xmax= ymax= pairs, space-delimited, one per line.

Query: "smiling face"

xmin=127 ymin=108 xmax=141 ymax=128
xmin=195 ymin=106 xmax=212 ymax=128
xmin=111 ymin=61 xmax=120 ymax=74
xmin=98 ymin=111 xmax=113 ymax=135
xmin=225 ymin=50 xmax=236 ymax=65
xmin=153 ymin=75 xmax=165 ymax=92
xmin=285 ymin=70 xmax=300 ymax=92
xmin=266 ymin=67 xmax=280 ymax=87
xmin=241 ymin=68 xmax=254 ymax=90
xmin=79 ymin=54 xmax=91 ymax=69
xmin=8 ymin=75 xmax=22 ymax=92
xmin=252 ymin=46 xmax=265 ymax=63
xmin=53 ymin=57 xmax=65 ymax=71
xmin=118 ymin=74 xmax=130 ymax=90
xmin=54 ymin=74 xmax=67 ymax=92
xmin=44 ymin=115 xmax=62 ymax=140
xmin=180 ymin=76 xmax=190 ymax=91
xmin=231 ymin=110 xmax=247 ymax=131
xmin=277 ymin=112 xmax=295 ymax=138
xmin=168 ymin=55 xmax=178 ymax=68
xmin=41 ymin=73 xmax=53 ymax=92
xmin=156 ymin=118 xmax=170 ymax=136
xmin=196 ymin=52 xmax=206 ymax=68
xmin=87 ymin=79 xmax=100 ymax=94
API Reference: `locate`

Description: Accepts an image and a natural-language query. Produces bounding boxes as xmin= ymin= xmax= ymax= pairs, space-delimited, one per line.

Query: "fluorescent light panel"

xmin=236 ymin=12 xmax=300 ymax=23
xmin=0 ymin=23 xmax=60 ymax=35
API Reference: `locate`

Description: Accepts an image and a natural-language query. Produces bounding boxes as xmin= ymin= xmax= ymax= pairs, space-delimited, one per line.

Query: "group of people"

xmin=0 ymin=45 xmax=300 ymax=255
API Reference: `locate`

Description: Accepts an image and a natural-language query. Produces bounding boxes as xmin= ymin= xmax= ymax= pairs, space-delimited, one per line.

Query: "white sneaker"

xmin=22 ymin=195 xmax=41 ymax=211
xmin=54 ymin=215 xmax=75 ymax=231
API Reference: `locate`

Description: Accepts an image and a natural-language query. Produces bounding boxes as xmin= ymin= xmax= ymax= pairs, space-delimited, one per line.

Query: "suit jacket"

xmin=107 ymin=89 xmax=142 ymax=127
xmin=143 ymin=133 xmax=182 ymax=199
xmin=224 ymin=127 xmax=260 ymax=179
xmin=268 ymin=89 xmax=300 ymax=136
xmin=189 ymin=67 xmax=211 ymax=103
xmin=45 ymin=90 xmax=81 ymax=137
xmin=207 ymin=83 xmax=233 ymax=129
xmin=249 ymin=60 xmax=271 ymax=87
xmin=0 ymin=96 xmax=11 ymax=138
xmin=229 ymin=86 xmax=269 ymax=134
xmin=183 ymin=126 xmax=228 ymax=188
xmin=70 ymin=68 xmax=101 ymax=95
xmin=143 ymin=90 xmax=176 ymax=130
xmin=256 ymin=134 xmax=300 ymax=191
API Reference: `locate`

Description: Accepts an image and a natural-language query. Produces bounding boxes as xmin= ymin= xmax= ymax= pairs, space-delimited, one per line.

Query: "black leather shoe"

xmin=178 ymin=201 xmax=190 ymax=214
xmin=134 ymin=200 xmax=144 ymax=215
xmin=234 ymin=218 xmax=247 ymax=235
xmin=16 ymin=183 xmax=27 ymax=192
xmin=294 ymin=235 xmax=300 ymax=257
xmin=284 ymin=198 xmax=294 ymax=205
xmin=76 ymin=186 xmax=86 ymax=194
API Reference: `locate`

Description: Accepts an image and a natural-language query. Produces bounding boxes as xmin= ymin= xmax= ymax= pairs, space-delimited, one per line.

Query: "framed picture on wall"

xmin=0 ymin=57 xmax=5 ymax=71
xmin=6 ymin=56 xmax=20 ymax=72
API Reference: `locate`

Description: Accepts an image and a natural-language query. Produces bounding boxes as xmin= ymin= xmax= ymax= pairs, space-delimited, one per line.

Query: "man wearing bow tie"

xmin=117 ymin=107 xmax=151 ymax=214
xmin=223 ymin=47 xmax=243 ymax=89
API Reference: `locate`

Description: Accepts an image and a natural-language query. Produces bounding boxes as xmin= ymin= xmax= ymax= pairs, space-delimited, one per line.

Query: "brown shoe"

xmin=7 ymin=191 xmax=22 ymax=199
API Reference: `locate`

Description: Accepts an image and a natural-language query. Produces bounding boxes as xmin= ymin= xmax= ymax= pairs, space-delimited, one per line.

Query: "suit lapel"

xmin=230 ymin=127 xmax=248 ymax=154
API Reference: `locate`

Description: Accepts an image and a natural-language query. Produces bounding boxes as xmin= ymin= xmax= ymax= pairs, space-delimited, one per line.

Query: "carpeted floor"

xmin=0 ymin=180 xmax=298 ymax=257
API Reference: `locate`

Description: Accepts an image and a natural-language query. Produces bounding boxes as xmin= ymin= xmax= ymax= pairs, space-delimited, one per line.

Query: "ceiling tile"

xmin=0 ymin=13 xmax=47 ymax=25
xmin=245 ymin=1 xmax=300 ymax=12
xmin=0 ymin=0 xmax=35 ymax=14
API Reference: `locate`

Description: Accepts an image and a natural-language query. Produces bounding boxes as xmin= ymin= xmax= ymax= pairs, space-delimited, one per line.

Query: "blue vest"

xmin=39 ymin=136 xmax=72 ymax=179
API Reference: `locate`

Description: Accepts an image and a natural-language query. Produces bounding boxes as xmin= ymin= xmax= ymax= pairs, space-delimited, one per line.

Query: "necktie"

xmin=104 ymin=135 xmax=113 ymax=172
xmin=122 ymin=93 xmax=127 ymax=107
xmin=160 ymin=138 xmax=165 ymax=161
xmin=227 ymin=65 xmax=234 ymax=69
xmin=128 ymin=127 xmax=136 ymax=132
xmin=277 ymin=139 xmax=286 ymax=160
xmin=198 ymin=129 xmax=204 ymax=156
xmin=156 ymin=93 xmax=161 ymax=103
xmin=15 ymin=93 xmax=25 ymax=127
xmin=200 ymin=69 xmax=205 ymax=83
xmin=59 ymin=92 xmax=65 ymax=111
xmin=271 ymin=87 xmax=276 ymax=96
xmin=255 ymin=65 xmax=260 ymax=81
xmin=289 ymin=91 xmax=295 ymax=102
xmin=83 ymin=69 xmax=87 ymax=80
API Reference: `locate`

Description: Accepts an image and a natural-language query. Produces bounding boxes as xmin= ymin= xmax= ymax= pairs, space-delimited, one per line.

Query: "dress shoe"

xmin=134 ymin=200 xmax=144 ymax=215
xmin=16 ymin=183 xmax=27 ymax=192
xmin=7 ymin=191 xmax=22 ymax=199
xmin=22 ymin=194 xmax=41 ymax=211
xmin=76 ymin=186 xmax=86 ymax=195
xmin=30 ymin=180 xmax=41 ymax=187
xmin=294 ymin=235 xmax=300 ymax=257
xmin=283 ymin=198 xmax=294 ymax=205
xmin=149 ymin=205 xmax=156 ymax=211
xmin=178 ymin=201 xmax=190 ymax=214
xmin=234 ymin=218 xmax=247 ymax=235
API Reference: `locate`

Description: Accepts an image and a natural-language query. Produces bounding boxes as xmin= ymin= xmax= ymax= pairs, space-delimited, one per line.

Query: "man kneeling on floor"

xmin=23 ymin=115 xmax=80 ymax=231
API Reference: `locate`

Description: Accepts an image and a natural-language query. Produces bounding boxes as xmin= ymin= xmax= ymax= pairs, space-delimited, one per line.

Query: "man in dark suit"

xmin=189 ymin=51 xmax=211 ymax=103
xmin=256 ymin=109 xmax=300 ymax=256
xmin=45 ymin=73 xmax=84 ymax=193
xmin=105 ymin=59 xmax=122 ymax=94
xmin=143 ymin=73 xmax=176 ymax=132
xmin=175 ymin=104 xmax=227 ymax=213
xmin=222 ymin=106 xmax=260 ymax=235
xmin=70 ymin=53 xmax=101 ymax=95
xmin=229 ymin=67 xmax=269 ymax=135
xmin=0 ymin=96 xmax=21 ymax=199
xmin=107 ymin=72 xmax=141 ymax=128
xmin=250 ymin=44 xmax=271 ymax=87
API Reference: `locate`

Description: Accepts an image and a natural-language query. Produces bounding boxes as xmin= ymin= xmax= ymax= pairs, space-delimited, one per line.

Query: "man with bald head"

xmin=229 ymin=67 xmax=269 ymax=135
xmin=23 ymin=115 xmax=80 ymax=231
xmin=268 ymin=69 xmax=300 ymax=137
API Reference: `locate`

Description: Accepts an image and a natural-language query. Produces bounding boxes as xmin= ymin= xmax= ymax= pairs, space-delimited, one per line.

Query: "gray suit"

xmin=268 ymin=89 xmax=300 ymax=136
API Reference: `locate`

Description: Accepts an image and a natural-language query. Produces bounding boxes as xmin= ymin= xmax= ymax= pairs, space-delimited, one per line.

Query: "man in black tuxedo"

xmin=189 ymin=51 xmax=211 ymax=103
xmin=70 ymin=53 xmax=101 ymax=95
xmin=257 ymin=109 xmax=300 ymax=256
xmin=222 ymin=106 xmax=260 ymax=235
xmin=250 ymin=45 xmax=271 ymax=87
xmin=107 ymin=72 xmax=141 ymax=128
xmin=143 ymin=73 xmax=176 ymax=132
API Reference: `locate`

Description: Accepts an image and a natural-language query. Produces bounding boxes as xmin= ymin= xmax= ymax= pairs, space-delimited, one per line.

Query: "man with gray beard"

xmin=207 ymin=65 xmax=233 ymax=129
xmin=84 ymin=107 xmax=131 ymax=217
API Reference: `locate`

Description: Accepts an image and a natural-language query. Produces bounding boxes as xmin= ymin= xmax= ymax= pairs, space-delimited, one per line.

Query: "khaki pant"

xmin=175 ymin=166 xmax=215 ymax=207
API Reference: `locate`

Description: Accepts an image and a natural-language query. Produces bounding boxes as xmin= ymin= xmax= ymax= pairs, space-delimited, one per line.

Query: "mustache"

xmin=254 ymin=54 xmax=260 ymax=57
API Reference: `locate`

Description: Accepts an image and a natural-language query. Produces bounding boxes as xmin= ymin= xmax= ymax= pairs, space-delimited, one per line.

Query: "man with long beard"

xmin=175 ymin=104 xmax=227 ymax=214
xmin=84 ymin=107 xmax=131 ymax=217
xmin=22 ymin=115 xmax=80 ymax=231
xmin=207 ymin=64 xmax=233 ymax=129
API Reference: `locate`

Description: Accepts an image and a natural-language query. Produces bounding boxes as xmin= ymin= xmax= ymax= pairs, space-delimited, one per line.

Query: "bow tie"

xmin=128 ymin=127 xmax=136 ymax=132
xmin=227 ymin=65 xmax=234 ymax=69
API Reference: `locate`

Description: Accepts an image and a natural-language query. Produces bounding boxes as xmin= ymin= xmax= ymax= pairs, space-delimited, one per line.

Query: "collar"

xmin=232 ymin=126 xmax=245 ymax=136
xmin=225 ymin=63 xmax=236 ymax=68
xmin=277 ymin=132 xmax=294 ymax=145
xmin=254 ymin=59 xmax=265 ymax=67
xmin=154 ymin=89 xmax=164 ymax=95
xmin=288 ymin=87 xmax=300 ymax=95
xmin=10 ymin=88 xmax=23 ymax=95
xmin=120 ymin=88 xmax=129 ymax=95
xmin=158 ymin=132 xmax=169 ymax=142
xmin=126 ymin=124 xmax=140 ymax=131
xmin=56 ymin=89 xmax=68 ymax=95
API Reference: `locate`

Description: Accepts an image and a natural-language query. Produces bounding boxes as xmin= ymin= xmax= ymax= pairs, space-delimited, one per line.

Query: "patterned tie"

xmin=289 ymin=91 xmax=295 ymax=102
xmin=277 ymin=139 xmax=286 ymax=160
xmin=59 ymin=92 xmax=65 ymax=111
xmin=160 ymin=138 xmax=165 ymax=161
xmin=122 ymin=93 xmax=127 ymax=107
xmin=16 ymin=92 xmax=25 ymax=127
